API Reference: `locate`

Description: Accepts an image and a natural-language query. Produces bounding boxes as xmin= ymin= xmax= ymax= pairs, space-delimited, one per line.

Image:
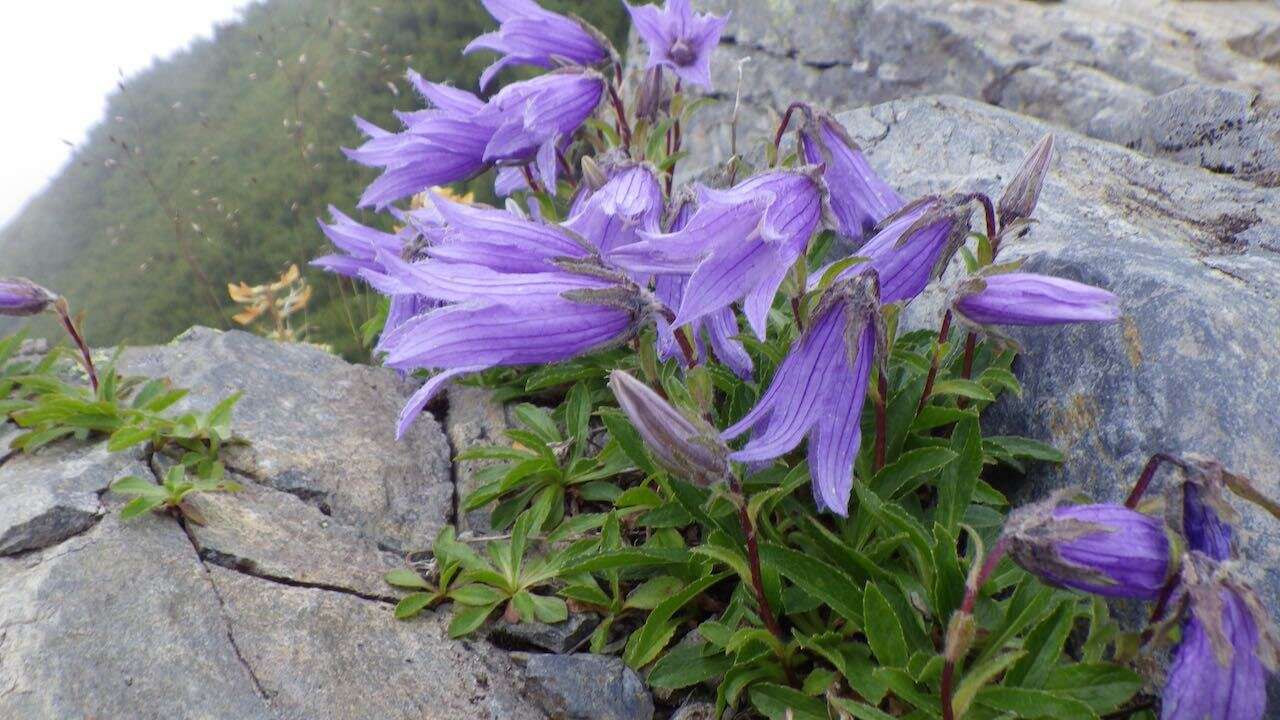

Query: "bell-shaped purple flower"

xmin=1178 ymin=456 xmax=1238 ymax=562
xmin=1162 ymin=553 xmax=1279 ymax=720
xmin=627 ymin=0 xmax=728 ymax=89
xmin=1004 ymin=499 xmax=1171 ymax=600
xmin=953 ymin=272 xmax=1120 ymax=327
xmin=829 ymin=196 xmax=972 ymax=305
xmin=652 ymin=196 xmax=753 ymax=379
xmin=480 ymin=69 xmax=606 ymax=192
xmin=313 ymin=206 xmax=412 ymax=279
xmin=722 ymin=274 xmax=882 ymax=515
xmin=609 ymin=370 xmax=729 ymax=485
xmin=466 ymin=0 xmax=610 ymax=90
xmin=0 ymin=277 xmax=57 ymax=317
xmin=345 ymin=74 xmax=492 ymax=209
xmin=798 ymin=107 xmax=902 ymax=244
xmin=611 ymin=169 xmax=824 ymax=338
xmin=562 ymin=163 xmax=665 ymax=256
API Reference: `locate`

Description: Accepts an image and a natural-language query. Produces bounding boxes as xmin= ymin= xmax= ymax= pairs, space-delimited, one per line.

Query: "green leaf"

xmin=511 ymin=403 xmax=560 ymax=445
xmin=1044 ymin=664 xmax=1142 ymax=714
xmin=528 ymin=594 xmax=568 ymax=624
xmin=1006 ymin=601 xmax=1074 ymax=688
xmin=937 ymin=417 xmax=983 ymax=532
xmin=450 ymin=584 xmax=507 ymax=607
xmin=758 ymin=542 xmax=863 ymax=625
xmin=558 ymin=547 xmax=693 ymax=575
xmin=598 ymin=408 xmax=656 ymax=475
xmin=110 ymin=475 xmax=168 ymax=499
xmin=975 ymin=687 xmax=1099 ymax=720
xmin=562 ymin=382 xmax=591 ymax=455
xmin=107 ymin=425 xmax=155 ymax=452
xmin=119 ymin=496 xmax=165 ymax=520
xmin=829 ymin=697 xmax=897 ymax=720
xmin=624 ymin=575 xmax=686 ymax=611
xmin=979 ymin=367 xmax=1022 ymax=397
xmin=623 ymin=571 xmax=728 ymax=669
xmin=931 ymin=379 xmax=995 ymax=402
xmin=384 ymin=569 xmax=430 ymax=590
xmin=976 ymin=578 xmax=1057 ymax=666
xmin=647 ymin=643 xmax=731 ymax=690
xmin=987 ymin=436 xmax=1065 ymax=463
xmin=447 ymin=602 xmax=498 ymax=638
xmin=394 ymin=592 xmax=434 ymax=619
xmin=951 ymin=651 xmax=1025 ymax=718
xmin=748 ymin=684 xmax=827 ymax=720
xmin=871 ymin=447 xmax=957 ymax=499
xmin=863 ymin=583 xmax=909 ymax=668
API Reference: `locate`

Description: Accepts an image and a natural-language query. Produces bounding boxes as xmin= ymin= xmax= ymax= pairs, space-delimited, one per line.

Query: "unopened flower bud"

xmin=0 ymin=277 xmax=58 ymax=317
xmin=634 ymin=67 xmax=667 ymax=123
xmin=580 ymin=155 xmax=608 ymax=191
xmin=1003 ymin=495 xmax=1172 ymax=600
xmin=997 ymin=133 xmax=1055 ymax=228
xmin=952 ymin=272 xmax=1119 ymax=328
xmin=944 ymin=612 xmax=976 ymax=664
xmin=609 ymin=370 xmax=729 ymax=485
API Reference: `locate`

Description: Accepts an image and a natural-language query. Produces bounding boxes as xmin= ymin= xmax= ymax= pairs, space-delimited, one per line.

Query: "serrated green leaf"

xmin=647 ymin=642 xmax=731 ymax=689
xmin=952 ymin=651 xmax=1025 ymax=718
xmin=447 ymin=601 xmax=498 ymax=638
xmin=394 ymin=592 xmax=434 ymax=619
xmin=1043 ymin=664 xmax=1142 ymax=714
xmin=748 ymin=683 xmax=827 ymax=720
xmin=623 ymin=571 xmax=728 ymax=669
xmin=931 ymin=379 xmax=995 ymax=402
xmin=863 ymin=583 xmax=909 ymax=668
xmin=975 ymin=686 xmax=1099 ymax=720
xmin=758 ymin=542 xmax=863 ymax=625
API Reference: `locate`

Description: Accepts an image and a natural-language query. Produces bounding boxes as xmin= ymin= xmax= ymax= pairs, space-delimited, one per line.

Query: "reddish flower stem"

xmin=771 ymin=102 xmax=806 ymax=162
xmin=955 ymin=332 xmax=979 ymax=409
xmin=874 ymin=373 xmax=889 ymax=473
xmin=941 ymin=537 xmax=1009 ymax=720
xmin=917 ymin=310 xmax=953 ymax=413
xmin=54 ymin=299 xmax=99 ymax=393
xmin=1124 ymin=453 xmax=1181 ymax=508
xmin=520 ymin=165 xmax=545 ymax=195
xmin=606 ymin=75 xmax=632 ymax=151
xmin=728 ymin=474 xmax=797 ymax=687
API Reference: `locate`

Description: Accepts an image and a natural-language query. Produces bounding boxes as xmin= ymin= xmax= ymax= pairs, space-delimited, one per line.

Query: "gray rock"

xmin=837 ymin=95 xmax=1280 ymax=605
xmin=657 ymin=0 xmax=1280 ymax=183
xmin=487 ymin=613 xmax=599 ymax=654
xmin=445 ymin=384 xmax=510 ymax=535
xmin=0 ymin=511 xmax=272 ymax=719
xmin=517 ymin=653 xmax=654 ymax=720
xmin=181 ymin=476 xmax=403 ymax=601
xmin=205 ymin=565 xmax=546 ymax=720
xmin=118 ymin=327 xmax=453 ymax=552
xmin=0 ymin=442 xmax=145 ymax=556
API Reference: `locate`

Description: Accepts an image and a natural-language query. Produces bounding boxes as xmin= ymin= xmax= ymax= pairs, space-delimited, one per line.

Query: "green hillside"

xmin=0 ymin=0 xmax=627 ymax=358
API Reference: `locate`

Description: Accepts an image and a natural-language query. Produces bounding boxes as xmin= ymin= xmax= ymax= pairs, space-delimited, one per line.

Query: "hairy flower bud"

xmin=0 ymin=277 xmax=57 ymax=317
xmin=1003 ymin=496 xmax=1172 ymax=599
xmin=952 ymin=272 xmax=1120 ymax=328
xmin=609 ymin=370 xmax=729 ymax=485
xmin=997 ymin=133 xmax=1055 ymax=228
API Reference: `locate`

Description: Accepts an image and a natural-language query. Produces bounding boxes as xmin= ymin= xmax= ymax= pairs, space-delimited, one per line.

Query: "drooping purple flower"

xmin=466 ymin=0 xmax=611 ymax=91
xmin=561 ymin=163 xmax=664 ymax=256
xmin=609 ymin=370 xmax=729 ymax=485
xmin=479 ymin=69 xmax=606 ymax=192
xmin=722 ymin=274 xmax=882 ymax=515
xmin=1162 ymin=553 xmax=1279 ymax=720
xmin=1176 ymin=455 xmax=1242 ymax=562
xmin=627 ymin=0 xmax=728 ymax=89
xmin=381 ymin=293 xmax=642 ymax=437
xmin=798 ymin=107 xmax=902 ymax=244
xmin=313 ymin=206 xmax=412 ymax=279
xmin=1004 ymin=500 xmax=1171 ymax=600
xmin=652 ymin=194 xmax=753 ymax=378
xmin=345 ymin=74 xmax=492 ymax=209
xmin=611 ymin=169 xmax=824 ymax=338
xmin=953 ymin=272 xmax=1120 ymax=327
xmin=826 ymin=196 xmax=972 ymax=305
xmin=0 ymin=277 xmax=57 ymax=317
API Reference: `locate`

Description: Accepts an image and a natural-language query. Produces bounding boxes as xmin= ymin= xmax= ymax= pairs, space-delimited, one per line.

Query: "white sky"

xmin=0 ymin=1 xmax=254 ymax=230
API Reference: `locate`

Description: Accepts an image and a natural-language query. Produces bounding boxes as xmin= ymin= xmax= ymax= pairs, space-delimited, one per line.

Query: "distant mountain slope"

xmin=0 ymin=0 xmax=626 ymax=357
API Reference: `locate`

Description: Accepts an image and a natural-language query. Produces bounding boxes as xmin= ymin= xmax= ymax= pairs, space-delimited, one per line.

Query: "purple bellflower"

xmin=466 ymin=0 xmax=610 ymax=90
xmin=722 ymin=274 xmax=883 ymax=515
xmin=627 ymin=0 xmax=728 ymax=90
xmin=609 ymin=370 xmax=730 ymax=485
xmin=824 ymin=195 xmax=972 ymax=306
xmin=347 ymin=70 xmax=602 ymax=208
xmin=1178 ymin=455 xmax=1244 ymax=562
xmin=0 ymin=277 xmax=57 ymax=317
xmin=1003 ymin=497 xmax=1172 ymax=600
xmin=611 ymin=169 xmax=825 ymax=338
xmin=652 ymin=195 xmax=753 ymax=379
xmin=1162 ymin=553 xmax=1279 ymax=720
xmin=797 ymin=106 xmax=903 ymax=244
xmin=345 ymin=74 xmax=491 ymax=209
xmin=562 ymin=163 xmax=665 ymax=256
xmin=952 ymin=272 xmax=1120 ymax=327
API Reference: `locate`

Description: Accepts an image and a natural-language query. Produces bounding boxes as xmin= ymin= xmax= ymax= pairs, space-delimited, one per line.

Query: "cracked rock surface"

xmin=859 ymin=95 xmax=1280 ymax=608
xmin=663 ymin=0 xmax=1280 ymax=184
xmin=0 ymin=328 xmax=653 ymax=719
xmin=117 ymin=326 xmax=453 ymax=552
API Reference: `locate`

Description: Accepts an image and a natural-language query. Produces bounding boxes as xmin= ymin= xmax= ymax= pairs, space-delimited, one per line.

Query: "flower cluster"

xmin=308 ymin=2 xmax=1280 ymax=716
